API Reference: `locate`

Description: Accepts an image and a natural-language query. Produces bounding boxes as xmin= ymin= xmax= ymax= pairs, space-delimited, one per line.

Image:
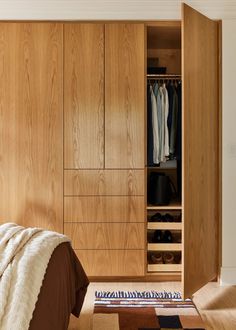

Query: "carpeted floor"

xmin=93 ymin=291 xmax=205 ymax=330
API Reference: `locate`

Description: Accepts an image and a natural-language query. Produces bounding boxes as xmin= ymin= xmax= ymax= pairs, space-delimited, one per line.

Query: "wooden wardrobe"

xmin=0 ymin=4 xmax=221 ymax=298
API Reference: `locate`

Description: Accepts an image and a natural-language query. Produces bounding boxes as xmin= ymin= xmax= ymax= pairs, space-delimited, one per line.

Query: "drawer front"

xmin=64 ymin=196 xmax=145 ymax=223
xmin=75 ymin=249 xmax=145 ymax=277
xmin=64 ymin=169 xmax=144 ymax=196
xmin=64 ymin=223 xmax=145 ymax=249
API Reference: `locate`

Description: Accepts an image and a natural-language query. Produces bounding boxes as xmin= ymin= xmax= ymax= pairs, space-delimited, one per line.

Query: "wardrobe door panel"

xmin=64 ymin=223 xmax=145 ymax=249
xmin=105 ymin=24 xmax=145 ymax=169
xmin=64 ymin=196 xmax=145 ymax=222
xmin=75 ymin=250 xmax=145 ymax=277
xmin=0 ymin=23 xmax=63 ymax=231
xmin=64 ymin=24 xmax=104 ymax=169
xmin=64 ymin=169 xmax=145 ymax=196
xmin=182 ymin=4 xmax=219 ymax=298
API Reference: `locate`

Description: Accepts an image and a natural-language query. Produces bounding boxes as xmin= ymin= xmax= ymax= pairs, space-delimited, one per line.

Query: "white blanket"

xmin=0 ymin=223 xmax=70 ymax=330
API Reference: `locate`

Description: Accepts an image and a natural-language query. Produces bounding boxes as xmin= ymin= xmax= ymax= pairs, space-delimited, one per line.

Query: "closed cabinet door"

xmin=0 ymin=23 xmax=63 ymax=231
xmin=105 ymin=24 xmax=145 ymax=169
xmin=182 ymin=4 xmax=219 ymax=298
xmin=64 ymin=24 xmax=105 ymax=169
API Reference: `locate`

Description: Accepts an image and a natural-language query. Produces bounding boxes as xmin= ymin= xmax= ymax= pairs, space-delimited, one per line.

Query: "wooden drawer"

xmin=75 ymin=249 xmax=145 ymax=277
xmin=64 ymin=196 xmax=145 ymax=222
xmin=64 ymin=223 xmax=145 ymax=249
xmin=64 ymin=169 xmax=144 ymax=196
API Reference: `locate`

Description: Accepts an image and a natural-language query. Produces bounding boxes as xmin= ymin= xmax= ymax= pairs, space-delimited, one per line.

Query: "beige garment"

xmin=150 ymin=85 xmax=160 ymax=164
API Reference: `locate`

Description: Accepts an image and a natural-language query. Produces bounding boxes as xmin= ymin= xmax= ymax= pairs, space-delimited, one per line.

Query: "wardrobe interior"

xmin=146 ymin=23 xmax=182 ymax=275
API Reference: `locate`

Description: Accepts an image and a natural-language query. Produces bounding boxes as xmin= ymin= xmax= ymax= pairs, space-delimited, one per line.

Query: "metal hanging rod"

xmin=147 ymin=74 xmax=181 ymax=79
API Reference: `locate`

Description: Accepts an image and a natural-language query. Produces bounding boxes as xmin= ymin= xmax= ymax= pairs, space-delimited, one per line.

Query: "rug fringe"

xmin=95 ymin=290 xmax=181 ymax=299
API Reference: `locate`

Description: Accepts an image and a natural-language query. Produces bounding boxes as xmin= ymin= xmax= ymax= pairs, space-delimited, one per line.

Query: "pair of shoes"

xmin=151 ymin=252 xmax=163 ymax=264
xmin=150 ymin=213 xmax=174 ymax=222
xmin=152 ymin=230 xmax=173 ymax=243
xmin=151 ymin=252 xmax=175 ymax=264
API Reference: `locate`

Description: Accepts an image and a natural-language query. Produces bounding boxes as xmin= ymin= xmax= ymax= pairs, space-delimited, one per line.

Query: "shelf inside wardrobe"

xmin=146 ymin=22 xmax=182 ymax=277
xmin=147 ymin=159 xmax=177 ymax=169
xmin=147 ymin=264 xmax=182 ymax=272
xmin=147 ymin=249 xmax=182 ymax=273
xmin=148 ymin=243 xmax=182 ymax=251
xmin=147 ymin=200 xmax=182 ymax=210
xmin=147 ymin=222 xmax=182 ymax=230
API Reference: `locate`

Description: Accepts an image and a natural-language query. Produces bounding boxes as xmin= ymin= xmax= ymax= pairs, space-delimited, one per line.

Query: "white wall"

xmin=0 ymin=0 xmax=235 ymax=284
xmin=221 ymin=20 xmax=236 ymax=285
xmin=0 ymin=0 xmax=235 ymax=20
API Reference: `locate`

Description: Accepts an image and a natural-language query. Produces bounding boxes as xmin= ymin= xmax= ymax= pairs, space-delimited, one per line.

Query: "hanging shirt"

xmin=150 ymin=85 xmax=159 ymax=164
xmin=147 ymin=84 xmax=154 ymax=166
xmin=158 ymin=86 xmax=165 ymax=162
xmin=162 ymin=84 xmax=169 ymax=158
xmin=154 ymin=83 xmax=162 ymax=164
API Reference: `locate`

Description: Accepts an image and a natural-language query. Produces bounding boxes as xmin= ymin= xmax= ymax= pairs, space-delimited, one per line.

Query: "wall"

xmin=0 ymin=0 xmax=235 ymax=284
xmin=221 ymin=20 xmax=236 ymax=285
xmin=0 ymin=0 xmax=235 ymax=20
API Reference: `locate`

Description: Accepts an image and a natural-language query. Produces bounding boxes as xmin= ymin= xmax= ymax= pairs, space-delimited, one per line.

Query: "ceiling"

xmin=0 ymin=0 xmax=235 ymax=20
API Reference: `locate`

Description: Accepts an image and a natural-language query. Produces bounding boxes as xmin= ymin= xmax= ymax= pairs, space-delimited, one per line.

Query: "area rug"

xmin=93 ymin=291 xmax=205 ymax=330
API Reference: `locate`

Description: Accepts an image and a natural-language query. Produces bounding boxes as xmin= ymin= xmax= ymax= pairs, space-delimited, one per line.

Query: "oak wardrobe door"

xmin=0 ymin=23 xmax=63 ymax=231
xmin=182 ymin=4 xmax=219 ymax=298
xmin=64 ymin=24 xmax=104 ymax=169
xmin=105 ymin=24 xmax=145 ymax=169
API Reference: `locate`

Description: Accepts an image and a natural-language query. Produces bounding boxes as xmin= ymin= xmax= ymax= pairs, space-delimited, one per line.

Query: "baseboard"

xmin=220 ymin=267 xmax=236 ymax=285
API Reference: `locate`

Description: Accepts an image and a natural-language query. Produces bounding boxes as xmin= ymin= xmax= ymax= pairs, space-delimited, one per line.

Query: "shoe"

xmin=162 ymin=213 xmax=174 ymax=222
xmin=151 ymin=252 xmax=163 ymax=264
xmin=150 ymin=212 xmax=162 ymax=222
xmin=162 ymin=230 xmax=173 ymax=243
xmin=163 ymin=252 xmax=174 ymax=264
xmin=152 ymin=230 xmax=163 ymax=243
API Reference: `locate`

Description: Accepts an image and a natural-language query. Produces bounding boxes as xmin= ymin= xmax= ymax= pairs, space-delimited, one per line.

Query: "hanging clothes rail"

xmin=147 ymin=74 xmax=181 ymax=80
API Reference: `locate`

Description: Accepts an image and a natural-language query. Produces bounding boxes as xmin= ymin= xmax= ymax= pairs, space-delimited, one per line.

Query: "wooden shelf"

xmin=148 ymin=264 xmax=182 ymax=272
xmin=147 ymin=222 xmax=182 ymax=230
xmin=147 ymin=201 xmax=182 ymax=210
xmin=148 ymin=243 xmax=182 ymax=251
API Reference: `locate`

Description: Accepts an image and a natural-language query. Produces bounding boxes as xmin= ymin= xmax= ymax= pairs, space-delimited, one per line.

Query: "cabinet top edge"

xmin=0 ymin=20 xmax=181 ymax=24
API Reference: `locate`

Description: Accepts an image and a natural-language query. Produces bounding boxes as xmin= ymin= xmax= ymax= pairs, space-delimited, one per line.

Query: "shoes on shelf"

xmin=150 ymin=212 xmax=162 ymax=222
xmin=163 ymin=252 xmax=175 ymax=264
xmin=152 ymin=230 xmax=173 ymax=243
xmin=152 ymin=230 xmax=163 ymax=243
xmin=149 ymin=212 xmax=178 ymax=223
xmin=151 ymin=252 xmax=163 ymax=264
xmin=162 ymin=230 xmax=173 ymax=243
xmin=162 ymin=213 xmax=174 ymax=222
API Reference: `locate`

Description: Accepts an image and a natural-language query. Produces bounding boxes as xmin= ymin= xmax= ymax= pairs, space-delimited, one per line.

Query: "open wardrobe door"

xmin=182 ymin=3 xmax=220 ymax=298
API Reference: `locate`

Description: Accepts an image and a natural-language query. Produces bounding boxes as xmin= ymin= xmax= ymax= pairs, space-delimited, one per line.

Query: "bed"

xmin=0 ymin=223 xmax=89 ymax=330
xmin=29 ymin=242 xmax=89 ymax=330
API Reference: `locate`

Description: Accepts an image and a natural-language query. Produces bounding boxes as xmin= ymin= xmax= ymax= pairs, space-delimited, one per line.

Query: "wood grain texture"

xmin=105 ymin=23 xmax=145 ymax=168
xmin=64 ymin=223 xmax=145 ymax=249
xmin=64 ymin=23 xmax=104 ymax=169
xmin=64 ymin=169 xmax=145 ymax=195
xmin=64 ymin=196 xmax=145 ymax=222
xmin=75 ymin=250 xmax=145 ymax=277
xmin=0 ymin=23 xmax=63 ymax=231
xmin=182 ymin=4 xmax=219 ymax=298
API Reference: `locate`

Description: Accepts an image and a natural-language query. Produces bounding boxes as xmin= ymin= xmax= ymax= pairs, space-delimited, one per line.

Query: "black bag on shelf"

xmin=148 ymin=172 xmax=176 ymax=205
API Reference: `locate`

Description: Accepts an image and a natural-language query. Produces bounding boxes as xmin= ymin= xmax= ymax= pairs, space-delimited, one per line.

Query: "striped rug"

xmin=93 ymin=291 xmax=205 ymax=330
